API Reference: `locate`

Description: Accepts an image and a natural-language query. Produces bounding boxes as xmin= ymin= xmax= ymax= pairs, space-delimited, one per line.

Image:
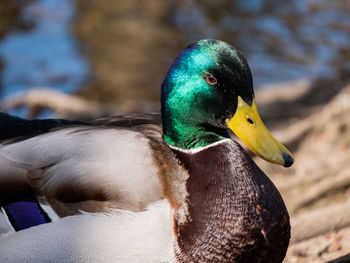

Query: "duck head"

xmin=161 ymin=39 xmax=294 ymax=167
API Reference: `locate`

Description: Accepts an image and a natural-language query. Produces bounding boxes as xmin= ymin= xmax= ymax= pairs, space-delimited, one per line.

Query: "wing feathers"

xmin=0 ymin=127 xmax=163 ymax=214
xmin=0 ymin=112 xmax=89 ymax=141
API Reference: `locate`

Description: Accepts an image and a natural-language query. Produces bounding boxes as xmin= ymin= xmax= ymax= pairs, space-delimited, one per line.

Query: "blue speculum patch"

xmin=3 ymin=198 xmax=51 ymax=231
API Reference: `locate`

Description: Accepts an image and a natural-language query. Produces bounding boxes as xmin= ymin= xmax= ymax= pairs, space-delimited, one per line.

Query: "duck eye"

xmin=204 ymin=74 xmax=217 ymax=85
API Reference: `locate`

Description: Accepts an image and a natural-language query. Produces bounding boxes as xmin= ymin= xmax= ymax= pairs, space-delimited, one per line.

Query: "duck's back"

xmin=0 ymin=113 xmax=191 ymax=262
xmin=0 ymin=113 xmax=180 ymax=225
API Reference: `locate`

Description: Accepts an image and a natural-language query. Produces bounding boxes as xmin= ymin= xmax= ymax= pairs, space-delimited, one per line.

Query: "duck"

xmin=0 ymin=39 xmax=294 ymax=263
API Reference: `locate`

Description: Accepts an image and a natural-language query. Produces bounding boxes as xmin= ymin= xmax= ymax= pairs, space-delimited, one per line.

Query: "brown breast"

xmin=172 ymin=140 xmax=290 ymax=263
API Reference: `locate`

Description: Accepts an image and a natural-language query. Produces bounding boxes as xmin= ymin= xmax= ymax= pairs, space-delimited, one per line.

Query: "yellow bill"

xmin=226 ymin=96 xmax=294 ymax=167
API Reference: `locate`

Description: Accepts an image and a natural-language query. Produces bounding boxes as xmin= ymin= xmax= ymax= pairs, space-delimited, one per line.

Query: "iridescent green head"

xmin=161 ymin=40 xmax=253 ymax=148
xmin=161 ymin=39 xmax=294 ymax=167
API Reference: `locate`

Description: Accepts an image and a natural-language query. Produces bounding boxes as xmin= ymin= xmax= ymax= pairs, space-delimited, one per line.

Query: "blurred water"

xmin=0 ymin=0 xmax=88 ymax=98
xmin=0 ymin=0 xmax=349 ymax=105
xmin=171 ymin=0 xmax=350 ymax=85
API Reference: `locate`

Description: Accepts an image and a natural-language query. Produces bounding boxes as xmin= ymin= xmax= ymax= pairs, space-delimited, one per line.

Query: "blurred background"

xmin=1 ymin=0 xmax=350 ymax=109
xmin=1 ymin=0 xmax=350 ymax=262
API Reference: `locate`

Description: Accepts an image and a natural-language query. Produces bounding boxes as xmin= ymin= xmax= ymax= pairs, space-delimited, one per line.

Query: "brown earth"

xmin=254 ymin=74 xmax=350 ymax=262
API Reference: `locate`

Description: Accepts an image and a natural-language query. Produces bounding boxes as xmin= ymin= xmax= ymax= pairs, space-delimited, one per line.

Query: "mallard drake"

xmin=0 ymin=40 xmax=293 ymax=263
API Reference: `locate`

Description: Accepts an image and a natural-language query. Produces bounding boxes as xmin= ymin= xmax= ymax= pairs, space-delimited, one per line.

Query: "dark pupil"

xmin=206 ymin=74 xmax=216 ymax=84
